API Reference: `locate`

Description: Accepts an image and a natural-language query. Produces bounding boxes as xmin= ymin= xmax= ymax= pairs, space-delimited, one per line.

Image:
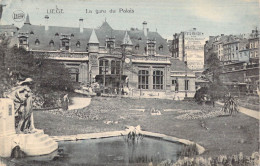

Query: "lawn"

xmin=33 ymin=97 xmax=259 ymax=158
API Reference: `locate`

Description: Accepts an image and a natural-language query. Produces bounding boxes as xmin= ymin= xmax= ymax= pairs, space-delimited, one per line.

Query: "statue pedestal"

xmin=0 ymin=98 xmax=58 ymax=157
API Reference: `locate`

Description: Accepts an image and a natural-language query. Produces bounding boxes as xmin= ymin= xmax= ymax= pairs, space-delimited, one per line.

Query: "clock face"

xmin=125 ymin=58 xmax=130 ymax=64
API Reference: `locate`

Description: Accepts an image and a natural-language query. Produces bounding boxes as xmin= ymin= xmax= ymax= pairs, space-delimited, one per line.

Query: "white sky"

xmin=1 ymin=0 xmax=259 ymax=39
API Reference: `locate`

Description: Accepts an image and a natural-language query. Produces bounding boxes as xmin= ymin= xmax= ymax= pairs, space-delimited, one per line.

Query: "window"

xmin=138 ymin=70 xmax=149 ymax=89
xmin=111 ymin=60 xmax=121 ymax=74
xmin=153 ymin=70 xmax=163 ymax=89
xmin=76 ymin=41 xmax=80 ymax=48
xmin=135 ymin=44 xmax=140 ymax=50
xmin=159 ymin=45 xmax=163 ymax=51
xmin=55 ymin=33 xmax=59 ymax=36
xmin=99 ymin=59 xmax=109 ymax=75
xmin=147 ymin=41 xmax=155 ymax=55
xmin=61 ymin=39 xmax=70 ymax=50
xmin=49 ymin=40 xmax=54 ymax=46
xmin=185 ymin=80 xmax=189 ymax=90
xmin=106 ymin=37 xmax=115 ymax=50
xmin=172 ymin=80 xmax=177 ymax=85
xmin=19 ymin=38 xmax=27 ymax=44
xmin=71 ymin=34 xmax=74 ymax=37
xmin=35 ymin=39 xmax=40 ymax=45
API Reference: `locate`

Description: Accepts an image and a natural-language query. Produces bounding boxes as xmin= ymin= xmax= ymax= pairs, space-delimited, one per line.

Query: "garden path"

xmin=68 ymin=97 xmax=91 ymax=110
xmin=216 ymin=102 xmax=259 ymax=120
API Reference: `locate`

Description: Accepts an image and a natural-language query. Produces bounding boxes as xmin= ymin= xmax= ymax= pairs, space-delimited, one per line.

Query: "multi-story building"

xmin=171 ymin=28 xmax=205 ymax=71
xmin=10 ymin=15 xmax=196 ymax=99
xmin=204 ymin=30 xmax=259 ymax=95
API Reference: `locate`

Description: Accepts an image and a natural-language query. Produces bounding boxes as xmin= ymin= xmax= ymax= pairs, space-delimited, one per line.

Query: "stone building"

xmin=11 ymin=15 xmax=195 ymax=99
xmin=204 ymin=30 xmax=259 ymax=95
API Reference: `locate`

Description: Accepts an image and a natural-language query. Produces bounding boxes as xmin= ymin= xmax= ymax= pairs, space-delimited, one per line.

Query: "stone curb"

xmin=50 ymin=130 xmax=205 ymax=155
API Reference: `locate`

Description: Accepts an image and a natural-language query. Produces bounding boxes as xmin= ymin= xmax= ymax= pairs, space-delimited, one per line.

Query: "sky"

xmin=0 ymin=0 xmax=259 ymax=39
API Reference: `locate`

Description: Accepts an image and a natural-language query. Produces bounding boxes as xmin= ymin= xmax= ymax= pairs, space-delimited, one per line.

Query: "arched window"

xmin=99 ymin=59 xmax=109 ymax=74
xmin=49 ymin=40 xmax=54 ymax=46
xmin=138 ymin=70 xmax=149 ymax=89
xmin=35 ymin=39 xmax=40 ymax=45
xmin=153 ymin=70 xmax=163 ymax=89
xmin=111 ymin=60 xmax=121 ymax=74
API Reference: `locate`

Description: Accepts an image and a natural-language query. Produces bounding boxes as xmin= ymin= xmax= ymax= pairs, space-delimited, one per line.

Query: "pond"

xmin=1 ymin=136 xmax=183 ymax=165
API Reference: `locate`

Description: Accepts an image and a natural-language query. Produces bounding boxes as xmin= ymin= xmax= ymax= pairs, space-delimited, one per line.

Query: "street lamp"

xmin=185 ymin=53 xmax=188 ymax=98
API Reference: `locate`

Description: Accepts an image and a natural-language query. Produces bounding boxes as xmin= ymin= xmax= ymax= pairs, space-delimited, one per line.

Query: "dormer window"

xmin=55 ymin=33 xmax=59 ymax=36
xmin=30 ymin=31 xmax=34 ymax=35
xmin=61 ymin=38 xmax=70 ymax=50
xmin=106 ymin=37 xmax=115 ymax=50
xmin=76 ymin=41 xmax=80 ymax=48
xmin=147 ymin=39 xmax=156 ymax=56
xmin=135 ymin=44 xmax=140 ymax=50
xmin=71 ymin=34 xmax=74 ymax=37
xmin=49 ymin=40 xmax=54 ymax=46
xmin=19 ymin=38 xmax=27 ymax=44
xmin=35 ymin=39 xmax=40 ymax=45
xmin=159 ymin=45 xmax=163 ymax=51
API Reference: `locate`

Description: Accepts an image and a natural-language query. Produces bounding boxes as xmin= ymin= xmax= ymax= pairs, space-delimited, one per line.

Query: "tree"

xmin=0 ymin=38 xmax=74 ymax=107
xmin=203 ymin=53 xmax=226 ymax=107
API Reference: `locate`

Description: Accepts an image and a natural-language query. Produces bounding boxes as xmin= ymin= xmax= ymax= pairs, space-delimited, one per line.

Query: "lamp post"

xmin=185 ymin=53 xmax=188 ymax=98
xmin=119 ymin=45 xmax=126 ymax=96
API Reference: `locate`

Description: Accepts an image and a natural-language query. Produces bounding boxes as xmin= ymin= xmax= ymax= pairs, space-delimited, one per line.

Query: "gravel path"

xmin=216 ymin=101 xmax=260 ymax=120
xmin=68 ymin=97 xmax=91 ymax=110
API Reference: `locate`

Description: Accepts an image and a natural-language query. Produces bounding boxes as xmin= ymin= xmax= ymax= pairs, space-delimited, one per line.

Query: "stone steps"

xmin=19 ymin=130 xmax=58 ymax=156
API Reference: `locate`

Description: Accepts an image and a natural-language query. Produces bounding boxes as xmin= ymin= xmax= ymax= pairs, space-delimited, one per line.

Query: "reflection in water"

xmin=1 ymin=136 xmax=182 ymax=166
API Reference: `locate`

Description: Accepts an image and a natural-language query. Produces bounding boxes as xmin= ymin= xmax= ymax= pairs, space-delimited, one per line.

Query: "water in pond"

xmin=1 ymin=136 xmax=183 ymax=166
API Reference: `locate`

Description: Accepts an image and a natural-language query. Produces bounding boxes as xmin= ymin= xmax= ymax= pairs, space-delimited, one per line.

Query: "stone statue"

xmin=5 ymin=78 xmax=35 ymax=134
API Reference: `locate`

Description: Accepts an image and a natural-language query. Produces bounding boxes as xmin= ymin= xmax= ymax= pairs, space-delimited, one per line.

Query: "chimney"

xmin=44 ymin=15 xmax=49 ymax=31
xmin=143 ymin=21 xmax=147 ymax=37
xmin=79 ymin=18 xmax=84 ymax=33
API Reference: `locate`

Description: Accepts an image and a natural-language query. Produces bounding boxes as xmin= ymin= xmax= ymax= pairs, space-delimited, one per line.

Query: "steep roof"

xmin=24 ymin=14 xmax=31 ymax=25
xmin=122 ymin=31 xmax=133 ymax=45
xmin=88 ymin=29 xmax=99 ymax=43
xmin=100 ymin=21 xmax=113 ymax=31
xmin=17 ymin=19 xmax=170 ymax=55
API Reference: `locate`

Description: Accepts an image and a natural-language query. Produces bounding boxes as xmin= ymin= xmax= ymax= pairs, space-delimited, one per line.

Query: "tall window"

xmin=111 ymin=60 xmax=121 ymax=74
xmin=99 ymin=59 xmax=109 ymax=74
xmin=147 ymin=40 xmax=155 ymax=55
xmin=138 ymin=70 xmax=149 ymax=89
xmin=185 ymin=80 xmax=189 ymax=90
xmin=153 ymin=70 xmax=163 ymax=89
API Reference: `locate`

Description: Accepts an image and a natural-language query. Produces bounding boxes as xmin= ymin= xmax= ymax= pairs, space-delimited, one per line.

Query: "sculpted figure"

xmin=5 ymin=78 xmax=35 ymax=133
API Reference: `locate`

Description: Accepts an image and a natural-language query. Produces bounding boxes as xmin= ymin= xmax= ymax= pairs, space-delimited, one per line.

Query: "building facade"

xmin=11 ymin=15 xmax=196 ymax=99
xmin=171 ymin=28 xmax=205 ymax=71
xmin=204 ymin=29 xmax=259 ymax=95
